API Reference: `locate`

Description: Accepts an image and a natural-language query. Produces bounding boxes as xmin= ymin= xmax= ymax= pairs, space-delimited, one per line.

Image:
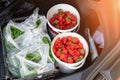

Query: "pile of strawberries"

xmin=50 ymin=9 xmax=77 ymax=30
xmin=53 ymin=36 xmax=85 ymax=63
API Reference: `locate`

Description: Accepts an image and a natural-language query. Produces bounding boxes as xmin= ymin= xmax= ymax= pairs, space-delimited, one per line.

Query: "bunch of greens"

xmin=11 ymin=26 xmax=24 ymax=39
xmin=42 ymin=36 xmax=55 ymax=62
xmin=25 ymin=53 xmax=41 ymax=63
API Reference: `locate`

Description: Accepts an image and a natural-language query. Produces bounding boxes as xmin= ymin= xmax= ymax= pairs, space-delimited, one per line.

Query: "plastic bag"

xmin=3 ymin=8 xmax=55 ymax=78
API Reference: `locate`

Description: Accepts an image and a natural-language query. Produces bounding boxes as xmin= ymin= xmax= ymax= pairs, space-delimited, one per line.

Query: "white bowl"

xmin=47 ymin=4 xmax=80 ymax=33
xmin=51 ymin=32 xmax=89 ymax=73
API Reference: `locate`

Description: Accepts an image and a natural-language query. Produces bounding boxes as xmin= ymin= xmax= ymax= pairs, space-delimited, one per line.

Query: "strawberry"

xmin=55 ymin=14 xmax=59 ymax=19
xmin=70 ymin=14 xmax=77 ymax=21
xmin=68 ymin=56 xmax=74 ymax=63
xmin=67 ymin=36 xmax=72 ymax=41
xmin=68 ymin=50 xmax=74 ymax=56
xmin=75 ymin=56 xmax=83 ymax=62
xmin=79 ymin=49 xmax=85 ymax=57
xmin=74 ymin=50 xmax=80 ymax=56
xmin=54 ymin=19 xmax=59 ymax=25
xmin=53 ymin=47 xmax=56 ymax=53
xmin=78 ymin=42 xmax=83 ymax=49
xmin=55 ymin=38 xmax=61 ymax=44
xmin=73 ymin=55 xmax=79 ymax=61
xmin=79 ymin=49 xmax=85 ymax=54
xmin=60 ymin=25 xmax=64 ymax=30
xmin=70 ymin=45 xmax=74 ymax=50
xmin=69 ymin=24 xmax=75 ymax=28
xmin=66 ymin=41 xmax=72 ymax=46
xmin=50 ymin=17 xmax=55 ymax=25
xmin=65 ymin=11 xmax=71 ymax=16
xmin=66 ymin=19 xmax=71 ymax=24
xmin=57 ymin=42 xmax=63 ymax=48
xmin=72 ymin=21 xmax=77 ymax=25
xmin=60 ymin=54 xmax=67 ymax=62
xmin=72 ymin=37 xmax=79 ymax=44
xmin=62 ymin=18 xmax=65 ymax=22
xmin=54 ymin=44 xmax=59 ymax=49
xmin=55 ymin=50 xmax=61 ymax=58
xmin=61 ymin=37 xmax=67 ymax=44
xmin=73 ymin=44 xmax=80 ymax=49
xmin=58 ymin=16 xmax=63 ymax=21
xmin=62 ymin=47 xmax=68 ymax=54
xmin=59 ymin=21 xmax=63 ymax=26
xmin=50 ymin=9 xmax=77 ymax=30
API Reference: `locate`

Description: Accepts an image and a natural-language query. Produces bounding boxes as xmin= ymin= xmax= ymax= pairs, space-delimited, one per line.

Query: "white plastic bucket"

xmin=51 ymin=32 xmax=89 ymax=73
xmin=47 ymin=4 xmax=80 ymax=38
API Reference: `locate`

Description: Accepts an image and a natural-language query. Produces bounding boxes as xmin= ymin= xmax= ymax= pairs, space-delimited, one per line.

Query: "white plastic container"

xmin=51 ymin=32 xmax=89 ymax=73
xmin=47 ymin=4 xmax=80 ymax=38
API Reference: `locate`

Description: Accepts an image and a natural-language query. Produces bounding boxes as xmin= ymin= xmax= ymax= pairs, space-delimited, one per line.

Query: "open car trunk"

xmin=0 ymin=0 xmax=120 ymax=80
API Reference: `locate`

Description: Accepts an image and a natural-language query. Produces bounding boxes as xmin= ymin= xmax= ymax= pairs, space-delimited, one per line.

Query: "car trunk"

xmin=0 ymin=0 xmax=120 ymax=80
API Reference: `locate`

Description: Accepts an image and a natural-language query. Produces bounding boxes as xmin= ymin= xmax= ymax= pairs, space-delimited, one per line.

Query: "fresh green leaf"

xmin=36 ymin=19 xmax=41 ymax=28
xmin=25 ymin=53 xmax=41 ymax=63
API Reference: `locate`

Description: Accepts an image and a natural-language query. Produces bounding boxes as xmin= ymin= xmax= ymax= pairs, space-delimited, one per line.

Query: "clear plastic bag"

xmin=3 ymin=8 xmax=55 ymax=78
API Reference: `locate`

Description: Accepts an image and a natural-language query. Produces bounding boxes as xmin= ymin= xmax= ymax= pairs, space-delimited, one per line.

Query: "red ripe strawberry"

xmin=65 ymin=11 xmax=71 ymax=16
xmin=78 ymin=42 xmax=83 ymax=49
xmin=61 ymin=37 xmax=67 ymax=44
xmin=69 ymin=24 xmax=75 ymax=28
xmin=60 ymin=54 xmax=67 ymax=62
xmin=55 ymin=38 xmax=61 ymax=44
xmin=54 ymin=44 xmax=59 ymax=49
xmin=57 ymin=42 xmax=63 ymax=48
xmin=70 ymin=45 xmax=74 ymax=50
xmin=55 ymin=14 xmax=59 ymax=19
xmin=66 ymin=19 xmax=71 ymax=24
xmin=72 ymin=37 xmax=79 ymax=44
xmin=67 ymin=36 xmax=72 ymax=41
xmin=55 ymin=50 xmax=61 ymax=58
xmin=62 ymin=47 xmax=68 ymax=54
xmin=70 ymin=14 xmax=77 ymax=21
xmin=73 ymin=44 xmax=80 ymax=49
xmin=74 ymin=50 xmax=80 ymax=56
xmin=60 ymin=25 xmax=65 ymax=30
xmin=73 ymin=55 xmax=79 ymax=61
xmin=68 ymin=56 xmax=74 ymax=63
xmin=58 ymin=15 xmax=63 ymax=21
xmin=62 ymin=18 xmax=65 ymax=22
xmin=66 ymin=41 xmax=72 ymax=46
xmin=68 ymin=50 xmax=74 ymax=56
xmin=53 ymin=47 xmax=56 ymax=53
xmin=59 ymin=21 xmax=63 ymax=26
xmin=50 ymin=17 xmax=55 ymax=25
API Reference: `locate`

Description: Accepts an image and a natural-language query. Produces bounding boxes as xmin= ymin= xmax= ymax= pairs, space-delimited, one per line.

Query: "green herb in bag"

xmin=11 ymin=26 xmax=24 ymax=39
xmin=25 ymin=53 xmax=41 ymax=63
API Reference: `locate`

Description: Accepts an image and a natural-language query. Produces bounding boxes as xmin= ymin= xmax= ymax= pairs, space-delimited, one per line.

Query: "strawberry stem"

xmin=58 ymin=9 xmax=63 ymax=12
